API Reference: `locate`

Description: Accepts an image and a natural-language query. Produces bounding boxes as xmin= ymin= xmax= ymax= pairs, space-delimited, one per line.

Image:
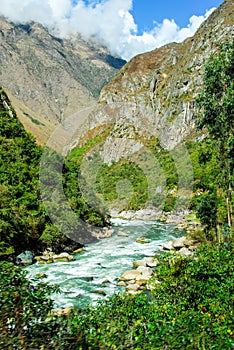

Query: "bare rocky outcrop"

xmin=0 ymin=16 xmax=125 ymax=144
xmin=75 ymin=0 xmax=234 ymax=163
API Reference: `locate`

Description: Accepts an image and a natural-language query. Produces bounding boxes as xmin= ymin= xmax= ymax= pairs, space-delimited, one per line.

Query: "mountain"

xmin=0 ymin=16 xmax=126 ymax=144
xmin=75 ymin=0 xmax=233 ymax=164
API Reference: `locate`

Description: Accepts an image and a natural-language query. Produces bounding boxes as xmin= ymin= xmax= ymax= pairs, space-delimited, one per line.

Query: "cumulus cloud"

xmin=0 ymin=0 xmax=216 ymax=60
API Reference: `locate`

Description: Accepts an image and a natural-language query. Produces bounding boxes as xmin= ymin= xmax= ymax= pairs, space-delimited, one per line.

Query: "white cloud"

xmin=0 ymin=0 xmax=216 ymax=60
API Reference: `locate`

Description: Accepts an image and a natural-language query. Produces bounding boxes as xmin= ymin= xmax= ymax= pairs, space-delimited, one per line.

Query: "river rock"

xmin=172 ymin=236 xmax=187 ymax=249
xmin=162 ymin=240 xmax=174 ymax=251
xmin=35 ymin=273 xmax=47 ymax=279
xmin=53 ymin=252 xmax=74 ymax=262
xmin=16 ymin=251 xmax=34 ymax=265
xmin=120 ymin=270 xmax=142 ymax=281
xmin=118 ymin=231 xmax=129 ymax=237
xmin=135 ymin=278 xmax=148 ymax=286
xmin=133 ymin=257 xmax=158 ymax=268
xmin=101 ymin=279 xmax=111 ymax=284
xmin=136 ymin=274 xmax=151 ymax=282
xmin=136 ymin=237 xmax=149 ymax=244
xmin=91 ymin=289 xmax=106 ymax=296
xmin=133 ymin=259 xmax=147 ymax=268
xmin=35 ymin=255 xmax=53 ymax=264
xmin=136 ymin=266 xmax=152 ymax=276
xmin=177 ymin=247 xmax=194 ymax=258
xmin=117 ymin=281 xmax=126 ymax=286
xmin=72 ymin=248 xmax=85 ymax=254
xmin=51 ymin=307 xmax=74 ymax=317
xmin=144 ymin=257 xmax=158 ymax=268
xmin=126 ymin=283 xmax=140 ymax=291
xmin=79 ymin=276 xmax=94 ymax=281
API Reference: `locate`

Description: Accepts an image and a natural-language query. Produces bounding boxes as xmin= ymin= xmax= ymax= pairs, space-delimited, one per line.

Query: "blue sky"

xmin=131 ymin=0 xmax=223 ymax=33
xmin=0 ymin=0 xmax=224 ymax=60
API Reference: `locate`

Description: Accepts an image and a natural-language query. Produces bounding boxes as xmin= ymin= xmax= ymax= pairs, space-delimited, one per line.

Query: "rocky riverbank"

xmin=118 ymin=234 xmax=201 ymax=295
xmin=110 ymin=208 xmax=201 ymax=232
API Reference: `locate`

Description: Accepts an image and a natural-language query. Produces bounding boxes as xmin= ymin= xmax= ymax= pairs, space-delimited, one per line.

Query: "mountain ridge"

xmin=0 ymin=16 xmax=126 ymax=144
xmin=73 ymin=0 xmax=233 ymax=163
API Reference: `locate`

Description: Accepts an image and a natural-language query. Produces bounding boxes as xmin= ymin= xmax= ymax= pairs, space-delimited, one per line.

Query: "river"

xmin=25 ymin=219 xmax=182 ymax=309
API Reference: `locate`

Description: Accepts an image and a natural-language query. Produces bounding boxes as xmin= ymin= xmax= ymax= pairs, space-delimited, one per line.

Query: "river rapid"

xmin=25 ymin=218 xmax=182 ymax=309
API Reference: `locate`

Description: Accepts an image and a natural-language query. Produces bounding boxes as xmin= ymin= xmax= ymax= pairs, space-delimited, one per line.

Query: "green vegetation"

xmin=1 ymin=243 xmax=233 ymax=349
xmin=195 ymin=39 xmax=234 ymax=231
xmin=0 ymin=87 xmax=108 ymax=258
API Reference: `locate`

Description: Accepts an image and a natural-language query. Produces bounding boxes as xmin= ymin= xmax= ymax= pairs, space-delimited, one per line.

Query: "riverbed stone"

xmin=144 ymin=257 xmax=158 ymax=268
xmin=136 ymin=237 xmax=149 ymax=244
xmin=52 ymin=252 xmax=74 ymax=262
xmin=162 ymin=240 xmax=174 ymax=250
xmin=136 ymin=274 xmax=151 ymax=282
xmin=35 ymin=255 xmax=53 ymax=264
xmin=172 ymin=236 xmax=187 ymax=249
xmin=136 ymin=266 xmax=153 ymax=275
xmin=133 ymin=259 xmax=147 ymax=268
xmin=92 ymin=289 xmax=106 ymax=296
xmin=72 ymin=248 xmax=85 ymax=254
xmin=118 ymin=231 xmax=129 ymax=237
xmin=177 ymin=247 xmax=194 ymax=258
xmin=135 ymin=279 xmax=148 ymax=286
xmin=35 ymin=273 xmax=47 ymax=279
xmin=16 ymin=251 xmax=34 ymax=265
xmin=120 ymin=270 xmax=141 ymax=281
xmin=117 ymin=281 xmax=126 ymax=286
xmin=126 ymin=283 xmax=140 ymax=291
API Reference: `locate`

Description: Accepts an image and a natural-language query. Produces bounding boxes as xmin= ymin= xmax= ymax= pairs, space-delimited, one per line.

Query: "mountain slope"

xmin=77 ymin=0 xmax=233 ymax=161
xmin=0 ymin=17 xmax=125 ymax=144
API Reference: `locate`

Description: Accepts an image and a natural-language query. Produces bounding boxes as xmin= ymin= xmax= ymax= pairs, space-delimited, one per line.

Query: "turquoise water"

xmin=25 ymin=219 xmax=181 ymax=309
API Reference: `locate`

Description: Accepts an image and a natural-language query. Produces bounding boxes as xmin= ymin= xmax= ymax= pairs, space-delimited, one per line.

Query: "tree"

xmin=196 ymin=39 xmax=234 ymax=228
xmin=196 ymin=193 xmax=218 ymax=240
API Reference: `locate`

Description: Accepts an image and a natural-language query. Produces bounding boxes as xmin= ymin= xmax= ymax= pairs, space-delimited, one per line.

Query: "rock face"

xmin=75 ymin=0 xmax=234 ymax=160
xmin=0 ymin=16 xmax=125 ymax=144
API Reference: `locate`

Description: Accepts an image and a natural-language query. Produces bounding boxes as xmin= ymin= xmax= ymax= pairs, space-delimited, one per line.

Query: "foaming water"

xmin=25 ymin=219 xmax=180 ymax=309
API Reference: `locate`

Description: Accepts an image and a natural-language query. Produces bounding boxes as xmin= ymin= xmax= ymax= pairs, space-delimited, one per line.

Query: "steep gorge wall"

xmin=74 ymin=0 xmax=233 ymax=164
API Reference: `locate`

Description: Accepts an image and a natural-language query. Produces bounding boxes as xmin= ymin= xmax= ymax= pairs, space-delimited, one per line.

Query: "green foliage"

xmin=0 ymin=89 xmax=46 ymax=255
xmin=195 ymin=39 xmax=234 ymax=228
xmin=96 ymin=160 xmax=148 ymax=210
xmin=196 ymin=193 xmax=218 ymax=233
xmin=0 ymin=88 xmax=108 ymax=257
xmin=66 ymin=243 xmax=234 ymax=349
xmin=0 ymin=261 xmax=85 ymax=349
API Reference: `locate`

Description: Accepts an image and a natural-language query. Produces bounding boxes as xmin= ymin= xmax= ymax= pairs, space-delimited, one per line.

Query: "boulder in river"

xmin=126 ymin=283 xmax=140 ymax=292
xmin=177 ymin=247 xmax=194 ymax=258
xmin=162 ymin=240 xmax=174 ymax=251
xmin=35 ymin=252 xmax=74 ymax=264
xmin=136 ymin=266 xmax=153 ymax=277
xmin=136 ymin=237 xmax=149 ymax=244
xmin=120 ymin=270 xmax=142 ymax=281
xmin=16 ymin=251 xmax=34 ymax=265
xmin=133 ymin=257 xmax=158 ymax=268
xmin=72 ymin=248 xmax=85 ymax=254
xmin=91 ymin=289 xmax=106 ymax=296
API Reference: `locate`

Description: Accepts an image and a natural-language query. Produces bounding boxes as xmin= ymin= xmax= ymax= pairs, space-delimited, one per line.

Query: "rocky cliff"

xmin=0 ymin=17 xmax=125 ymax=144
xmin=76 ymin=0 xmax=233 ymax=163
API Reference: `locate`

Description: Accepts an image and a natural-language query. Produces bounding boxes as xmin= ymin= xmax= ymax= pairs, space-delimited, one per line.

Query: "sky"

xmin=0 ymin=0 xmax=224 ymax=60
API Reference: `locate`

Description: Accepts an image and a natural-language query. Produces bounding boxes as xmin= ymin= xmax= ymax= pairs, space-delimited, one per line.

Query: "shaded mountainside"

xmin=0 ymin=87 xmax=110 ymax=259
xmin=0 ymin=16 xmax=125 ymax=144
xmin=76 ymin=0 xmax=233 ymax=161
